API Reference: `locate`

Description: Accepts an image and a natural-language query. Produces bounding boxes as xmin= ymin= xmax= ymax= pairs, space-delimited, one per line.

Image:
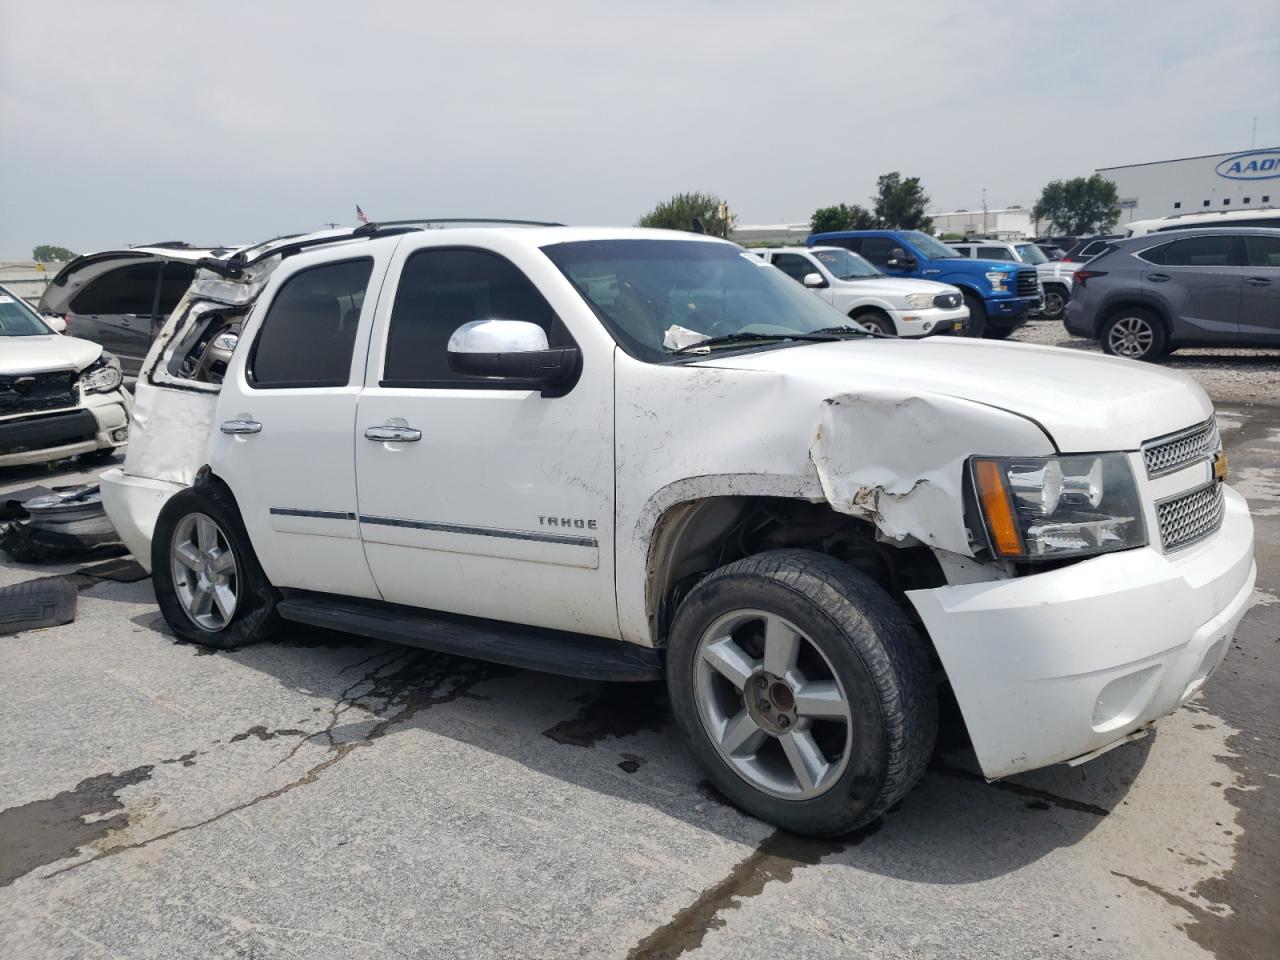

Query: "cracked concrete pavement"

xmin=0 ymin=391 xmax=1277 ymax=959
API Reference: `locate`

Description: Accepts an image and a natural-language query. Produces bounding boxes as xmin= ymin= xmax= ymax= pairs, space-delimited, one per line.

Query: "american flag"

xmin=356 ymin=204 xmax=370 ymax=224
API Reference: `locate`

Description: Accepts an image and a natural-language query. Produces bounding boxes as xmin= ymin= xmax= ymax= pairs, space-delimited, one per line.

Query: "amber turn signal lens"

xmin=974 ymin=459 xmax=1023 ymax=557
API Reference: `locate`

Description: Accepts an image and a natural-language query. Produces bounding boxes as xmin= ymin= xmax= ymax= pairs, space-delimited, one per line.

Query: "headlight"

xmin=985 ymin=271 xmax=1008 ymax=293
xmin=905 ymin=292 xmax=935 ymax=310
xmin=80 ymin=352 xmax=123 ymax=394
xmin=212 ymin=332 xmax=239 ymax=351
xmin=969 ymin=453 xmax=1147 ymax=560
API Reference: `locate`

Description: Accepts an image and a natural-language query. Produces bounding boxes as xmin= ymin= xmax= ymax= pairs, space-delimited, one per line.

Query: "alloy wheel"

xmin=170 ymin=512 xmax=239 ymax=631
xmin=1107 ymin=315 xmax=1155 ymax=358
xmin=693 ymin=609 xmax=854 ymax=800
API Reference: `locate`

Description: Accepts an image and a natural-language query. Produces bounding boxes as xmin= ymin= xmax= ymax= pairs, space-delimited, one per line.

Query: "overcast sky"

xmin=2 ymin=0 xmax=1277 ymax=257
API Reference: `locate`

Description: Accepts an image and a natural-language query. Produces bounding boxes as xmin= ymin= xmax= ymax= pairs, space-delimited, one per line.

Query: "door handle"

xmin=1147 ymin=273 xmax=1171 ymax=282
xmin=1245 ymin=276 xmax=1272 ymax=286
xmin=220 ymin=418 xmax=262 ymax=435
xmin=364 ymin=424 xmax=422 ymax=442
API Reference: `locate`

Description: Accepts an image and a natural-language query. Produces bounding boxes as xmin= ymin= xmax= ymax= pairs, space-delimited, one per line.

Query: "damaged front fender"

xmin=808 ymin=391 xmax=1055 ymax=556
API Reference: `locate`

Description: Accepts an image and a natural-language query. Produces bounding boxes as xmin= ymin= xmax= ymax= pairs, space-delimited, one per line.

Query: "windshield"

xmin=543 ymin=240 xmax=860 ymax=362
xmin=811 ymin=248 xmax=880 ymax=279
xmin=1014 ymin=243 xmax=1048 ymax=264
xmin=0 ymin=289 xmax=53 ymax=337
xmin=900 ymin=231 xmax=961 ymax=259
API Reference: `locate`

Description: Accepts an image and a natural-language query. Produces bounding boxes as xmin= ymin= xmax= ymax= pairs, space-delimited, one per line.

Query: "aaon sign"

xmin=1215 ymin=149 xmax=1280 ymax=181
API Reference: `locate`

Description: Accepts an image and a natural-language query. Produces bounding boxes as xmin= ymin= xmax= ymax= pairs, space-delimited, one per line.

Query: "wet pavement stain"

xmin=0 ymin=765 xmax=153 ymax=887
xmin=160 ymin=751 xmax=200 ymax=767
xmin=617 ymin=753 xmax=645 ymax=774
xmin=542 ymin=683 xmax=669 ymax=747
xmin=40 ymin=649 xmax=513 ymax=880
xmin=228 ymin=725 xmax=308 ymax=743
xmin=625 ymin=822 xmax=881 ymax=960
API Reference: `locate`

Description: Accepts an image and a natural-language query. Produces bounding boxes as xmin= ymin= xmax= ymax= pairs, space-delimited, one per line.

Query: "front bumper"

xmin=987 ymin=294 xmax=1041 ymax=325
xmin=0 ymin=390 xmax=132 ymax=468
xmin=890 ymin=304 xmax=970 ymax=338
xmin=907 ymin=485 xmax=1256 ymax=779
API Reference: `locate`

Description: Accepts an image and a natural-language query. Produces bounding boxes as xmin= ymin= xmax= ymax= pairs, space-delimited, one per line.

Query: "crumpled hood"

xmin=697 ymin=337 xmax=1213 ymax=452
xmin=0 ymin=335 xmax=102 ymax=375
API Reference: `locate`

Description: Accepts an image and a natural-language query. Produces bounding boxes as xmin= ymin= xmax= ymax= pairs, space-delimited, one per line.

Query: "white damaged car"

xmin=100 ymin=223 xmax=1255 ymax=835
xmin=1 ymin=284 xmax=131 ymax=469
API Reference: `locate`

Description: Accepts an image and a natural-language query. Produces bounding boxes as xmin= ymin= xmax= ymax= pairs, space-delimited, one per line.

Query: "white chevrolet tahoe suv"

xmin=100 ymin=222 xmax=1257 ymax=836
xmin=753 ymin=246 xmax=967 ymax=336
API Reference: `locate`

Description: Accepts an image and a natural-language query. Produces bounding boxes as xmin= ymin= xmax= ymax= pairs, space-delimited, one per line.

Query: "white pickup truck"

xmin=754 ymin=246 xmax=967 ymax=336
xmin=948 ymin=240 xmax=1081 ymax=321
xmin=100 ymin=223 xmax=1256 ymax=836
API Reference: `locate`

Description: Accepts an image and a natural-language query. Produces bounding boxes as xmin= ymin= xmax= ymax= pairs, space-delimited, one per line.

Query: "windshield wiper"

xmin=672 ymin=331 xmax=841 ymax=355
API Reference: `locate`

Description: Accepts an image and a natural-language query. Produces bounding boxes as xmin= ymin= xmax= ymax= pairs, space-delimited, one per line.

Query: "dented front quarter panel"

xmin=809 ymin=391 xmax=1054 ymax=556
xmin=615 ymin=348 xmax=1055 ymax=647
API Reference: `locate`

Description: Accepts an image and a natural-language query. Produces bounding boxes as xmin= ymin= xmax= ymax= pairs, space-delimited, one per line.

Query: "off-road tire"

xmin=666 ymin=549 xmax=937 ymax=836
xmin=960 ymin=293 xmax=987 ymax=338
xmin=151 ymin=484 xmax=281 ymax=650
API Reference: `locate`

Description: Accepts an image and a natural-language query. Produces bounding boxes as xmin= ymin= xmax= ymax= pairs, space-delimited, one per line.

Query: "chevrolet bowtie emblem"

xmin=1212 ymin=451 xmax=1228 ymax=483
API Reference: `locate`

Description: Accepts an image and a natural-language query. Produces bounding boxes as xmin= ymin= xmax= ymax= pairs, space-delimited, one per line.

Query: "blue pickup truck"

xmin=806 ymin=229 xmax=1042 ymax=338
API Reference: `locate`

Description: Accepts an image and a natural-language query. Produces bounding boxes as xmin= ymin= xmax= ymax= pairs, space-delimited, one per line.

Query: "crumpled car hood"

xmin=0 ymin=335 xmax=102 ymax=375
xmin=697 ymin=337 xmax=1213 ymax=451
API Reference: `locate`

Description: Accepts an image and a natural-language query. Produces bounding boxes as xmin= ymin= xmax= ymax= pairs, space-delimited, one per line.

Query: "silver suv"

xmin=1064 ymin=227 xmax=1280 ymax=360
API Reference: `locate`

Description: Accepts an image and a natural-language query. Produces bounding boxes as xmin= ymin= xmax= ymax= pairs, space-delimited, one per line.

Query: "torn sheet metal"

xmin=0 ymin=485 xmax=125 ymax=563
xmin=809 ymin=391 xmax=1055 ymax=556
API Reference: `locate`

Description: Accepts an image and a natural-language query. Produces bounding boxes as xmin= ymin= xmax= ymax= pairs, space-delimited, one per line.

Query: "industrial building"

xmin=928 ymin=207 xmax=1033 ymax=240
xmin=1097 ymin=147 xmax=1279 ymax=226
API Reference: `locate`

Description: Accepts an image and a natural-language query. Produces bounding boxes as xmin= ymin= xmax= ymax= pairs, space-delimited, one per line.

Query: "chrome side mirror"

xmin=446 ymin=319 xmax=579 ymax=393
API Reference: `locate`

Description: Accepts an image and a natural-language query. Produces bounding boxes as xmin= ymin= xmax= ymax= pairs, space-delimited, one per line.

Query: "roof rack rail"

xmin=376 ymin=217 xmax=565 ymax=228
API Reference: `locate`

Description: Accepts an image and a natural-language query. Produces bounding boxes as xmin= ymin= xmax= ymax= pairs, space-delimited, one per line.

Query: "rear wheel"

xmin=151 ymin=484 xmax=280 ymax=649
xmin=666 ymin=550 xmax=936 ymax=836
xmin=852 ymin=311 xmax=894 ymax=336
xmin=959 ymin=293 xmax=987 ymax=338
xmin=1101 ymin=308 xmax=1166 ymax=362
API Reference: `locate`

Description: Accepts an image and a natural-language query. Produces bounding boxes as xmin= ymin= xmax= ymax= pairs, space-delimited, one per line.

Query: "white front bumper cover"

xmin=908 ymin=485 xmax=1256 ymax=779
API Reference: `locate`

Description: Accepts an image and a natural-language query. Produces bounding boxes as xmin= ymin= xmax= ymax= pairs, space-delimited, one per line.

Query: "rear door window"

xmin=1161 ymin=236 xmax=1239 ymax=267
xmin=1244 ymin=235 xmax=1280 ymax=267
xmin=69 ymin=263 xmax=161 ymax=315
xmin=248 ymin=258 xmax=373 ymax=389
xmin=977 ymin=246 xmax=1014 ymax=261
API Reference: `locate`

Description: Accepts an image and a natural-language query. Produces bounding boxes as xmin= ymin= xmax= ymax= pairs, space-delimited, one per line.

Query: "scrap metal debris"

xmin=0 ymin=484 xmax=126 ymax=563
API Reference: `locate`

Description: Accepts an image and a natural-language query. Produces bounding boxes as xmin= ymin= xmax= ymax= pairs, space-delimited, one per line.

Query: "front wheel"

xmin=666 ymin=550 xmax=937 ymax=836
xmin=151 ymin=484 xmax=281 ymax=649
xmin=959 ymin=293 xmax=987 ymax=338
xmin=851 ymin=311 xmax=895 ymax=336
xmin=1101 ymin=308 xmax=1166 ymax=361
xmin=1041 ymin=285 xmax=1068 ymax=320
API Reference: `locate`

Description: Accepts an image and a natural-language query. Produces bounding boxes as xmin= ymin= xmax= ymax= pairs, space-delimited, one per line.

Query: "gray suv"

xmin=1064 ymin=227 xmax=1280 ymax=361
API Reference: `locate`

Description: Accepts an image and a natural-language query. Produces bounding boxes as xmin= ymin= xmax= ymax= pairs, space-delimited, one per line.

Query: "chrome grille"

xmin=1142 ymin=418 xmax=1220 ymax=478
xmin=1157 ymin=481 xmax=1225 ymax=551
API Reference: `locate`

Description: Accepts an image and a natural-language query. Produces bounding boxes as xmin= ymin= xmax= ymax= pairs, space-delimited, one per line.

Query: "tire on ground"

xmin=1041 ymin=284 xmax=1068 ymax=321
xmin=666 ymin=549 xmax=937 ymax=836
xmin=852 ymin=310 xmax=895 ymax=336
xmin=960 ymin=292 xmax=987 ymax=338
xmin=1100 ymin=307 xmax=1167 ymax=362
xmin=151 ymin=483 xmax=281 ymax=649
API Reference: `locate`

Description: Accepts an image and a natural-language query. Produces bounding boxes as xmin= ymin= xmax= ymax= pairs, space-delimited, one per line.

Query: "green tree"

xmin=872 ymin=172 xmax=932 ymax=231
xmin=637 ymin=192 xmax=735 ymax=237
xmin=810 ymin=203 xmax=876 ymax=233
xmin=32 ymin=244 xmax=77 ymax=262
xmin=1033 ymin=175 xmax=1120 ymax=235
